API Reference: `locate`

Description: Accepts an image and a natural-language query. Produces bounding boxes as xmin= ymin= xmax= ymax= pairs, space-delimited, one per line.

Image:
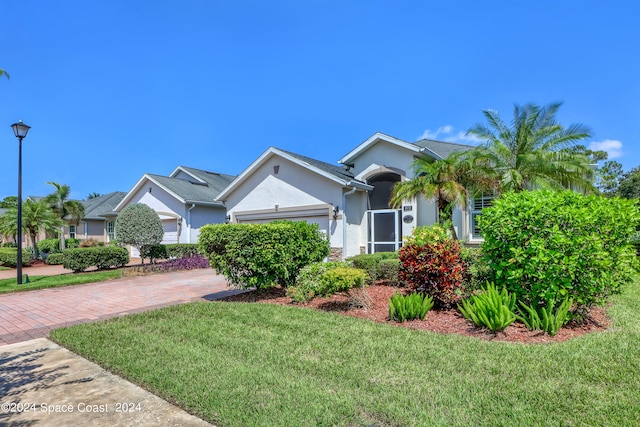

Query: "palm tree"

xmin=0 ymin=199 xmax=63 ymax=256
xmin=466 ymin=102 xmax=595 ymax=193
xmin=44 ymin=182 xmax=85 ymax=251
xmin=0 ymin=68 xmax=8 ymax=80
xmin=390 ymin=151 xmax=494 ymax=239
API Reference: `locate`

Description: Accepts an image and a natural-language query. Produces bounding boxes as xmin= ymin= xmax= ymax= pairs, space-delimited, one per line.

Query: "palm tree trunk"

xmin=60 ymin=225 xmax=66 ymax=251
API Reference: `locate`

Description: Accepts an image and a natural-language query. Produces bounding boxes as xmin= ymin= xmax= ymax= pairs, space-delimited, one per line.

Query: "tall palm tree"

xmin=390 ymin=151 xmax=494 ymax=239
xmin=466 ymin=102 xmax=595 ymax=193
xmin=0 ymin=199 xmax=63 ymax=256
xmin=44 ymin=182 xmax=85 ymax=251
xmin=0 ymin=68 xmax=8 ymax=79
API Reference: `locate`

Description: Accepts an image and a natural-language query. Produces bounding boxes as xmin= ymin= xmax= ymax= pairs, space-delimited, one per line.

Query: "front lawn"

xmin=50 ymin=275 xmax=640 ymax=426
xmin=0 ymin=270 xmax=123 ymax=293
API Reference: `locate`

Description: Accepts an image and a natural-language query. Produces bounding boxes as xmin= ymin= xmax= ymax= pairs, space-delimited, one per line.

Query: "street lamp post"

xmin=11 ymin=120 xmax=31 ymax=285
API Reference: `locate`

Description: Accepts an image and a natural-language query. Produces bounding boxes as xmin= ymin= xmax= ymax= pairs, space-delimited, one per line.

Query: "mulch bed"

xmin=218 ymin=284 xmax=611 ymax=344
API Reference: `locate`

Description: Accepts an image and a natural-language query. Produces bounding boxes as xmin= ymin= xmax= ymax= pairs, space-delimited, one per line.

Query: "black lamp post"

xmin=11 ymin=120 xmax=30 ymax=285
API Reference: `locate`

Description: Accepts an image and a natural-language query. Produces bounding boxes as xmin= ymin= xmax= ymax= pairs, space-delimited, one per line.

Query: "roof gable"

xmin=216 ymin=147 xmax=370 ymax=201
xmin=115 ymin=166 xmax=236 ymax=211
xmin=82 ymin=192 xmax=127 ymax=219
xmin=339 ymin=131 xmax=475 ymax=165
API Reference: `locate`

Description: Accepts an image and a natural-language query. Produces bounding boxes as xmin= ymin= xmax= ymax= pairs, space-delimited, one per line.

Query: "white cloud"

xmin=418 ymin=125 xmax=482 ymax=145
xmin=588 ymin=139 xmax=623 ymax=159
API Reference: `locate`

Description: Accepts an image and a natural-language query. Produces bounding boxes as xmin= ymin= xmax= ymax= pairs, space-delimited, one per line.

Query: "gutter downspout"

xmin=342 ymin=186 xmax=358 ymax=260
xmin=187 ymin=204 xmax=196 ymax=243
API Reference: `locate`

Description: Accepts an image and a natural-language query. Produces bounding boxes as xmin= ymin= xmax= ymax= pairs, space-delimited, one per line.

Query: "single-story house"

xmin=216 ymin=132 xmax=490 ymax=259
xmin=114 ymin=166 xmax=235 ymax=256
xmin=77 ymin=191 xmax=127 ymax=243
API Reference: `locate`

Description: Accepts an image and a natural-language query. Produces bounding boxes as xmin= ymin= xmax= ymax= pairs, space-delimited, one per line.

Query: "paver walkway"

xmin=0 ymin=268 xmax=243 ymax=345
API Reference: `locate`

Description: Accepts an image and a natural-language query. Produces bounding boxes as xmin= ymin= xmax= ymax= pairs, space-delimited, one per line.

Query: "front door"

xmin=367 ymin=209 xmax=402 ymax=253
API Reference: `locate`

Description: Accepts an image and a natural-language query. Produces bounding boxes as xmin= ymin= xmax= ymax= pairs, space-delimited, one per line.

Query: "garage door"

xmin=235 ymin=208 xmax=330 ymax=236
xmin=161 ymin=219 xmax=178 ymax=244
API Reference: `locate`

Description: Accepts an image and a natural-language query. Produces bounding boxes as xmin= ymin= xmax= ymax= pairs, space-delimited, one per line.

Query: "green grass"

xmin=51 ymin=277 xmax=640 ymax=427
xmin=0 ymin=270 xmax=122 ymax=293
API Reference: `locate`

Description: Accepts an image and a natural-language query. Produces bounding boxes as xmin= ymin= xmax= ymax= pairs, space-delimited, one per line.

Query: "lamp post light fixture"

xmin=11 ymin=120 xmax=31 ymax=285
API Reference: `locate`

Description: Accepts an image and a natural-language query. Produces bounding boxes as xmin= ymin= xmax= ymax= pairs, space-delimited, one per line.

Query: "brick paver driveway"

xmin=0 ymin=269 xmax=242 ymax=345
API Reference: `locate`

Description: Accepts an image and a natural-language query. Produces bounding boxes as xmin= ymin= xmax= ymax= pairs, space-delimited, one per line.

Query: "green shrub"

xmin=199 ymin=221 xmax=330 ymax=289
xmin=45 ymin=253 xmax=64 ymax=265
xmin=459 ymin=247 xmax=492 ymax=293
xmin=320 ymin=267 xmax=367 ymax=295
xmin=458 ymin=283 xmax=517 ymax=332
xmin=166 ymin=243 xmax=201 ymax=258
xmin=404 ymin=223 xmax=450 ymax=246
xmin=399 ymin=225 xmax=465 ymax=309
xmin=516 ymin=298 xmax=573 ymax=336
xmin=379 ymin=258 xmax=401 ymax=286
xmin=479 ymin=190 xmax=640 ymax=316
xmin=63 ymin=246 xmax=129 ymax=272
xmin=349 ymin=252 xmax=398 ymax=283
xmin=144 ymin=244 xmax=168 ymax=262
xmin=65 ymin=238 xmax=80 ymax=249
xmin=389 ymin=292 xmax=434 ymax=322
xmin=0 ymin=248 xmax=31 ymax=267
xmin=287 ymin=261 xmax=351 ymax=302
xmin=38 ymin=238 xmax=61 ymax=254
xmin=115 ymin=203 xmax=164 ymax=264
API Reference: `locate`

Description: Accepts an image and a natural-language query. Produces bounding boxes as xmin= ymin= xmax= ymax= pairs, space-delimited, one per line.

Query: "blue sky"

xmin=1 ymin=1 xmax=638 ymax=201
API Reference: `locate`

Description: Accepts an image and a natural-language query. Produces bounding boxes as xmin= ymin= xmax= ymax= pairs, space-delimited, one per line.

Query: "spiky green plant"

xmin=389 ymin=292 xmax=434 ymax=322
xmin=516 ymin=297 xmax=573 ymax=336
xmin=458 ymin=283 xmax=516 ymax=332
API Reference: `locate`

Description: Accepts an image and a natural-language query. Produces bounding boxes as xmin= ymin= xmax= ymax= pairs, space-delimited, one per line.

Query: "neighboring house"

xmin=114 ymin=166 xmax=235 ymax=256
xmin=78 ymin=191 xmax=127 ymax=243
xmin=216 ymin=132 xmax=481 ymax=259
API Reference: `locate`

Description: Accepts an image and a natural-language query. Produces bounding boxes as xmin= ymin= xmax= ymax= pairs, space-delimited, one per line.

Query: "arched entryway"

xmin=366 ymin=172 xmax=402 ymax=253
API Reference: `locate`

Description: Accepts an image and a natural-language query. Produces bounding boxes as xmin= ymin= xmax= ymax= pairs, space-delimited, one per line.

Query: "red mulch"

xmin=218 ymin=284 xmax=610 ymax=344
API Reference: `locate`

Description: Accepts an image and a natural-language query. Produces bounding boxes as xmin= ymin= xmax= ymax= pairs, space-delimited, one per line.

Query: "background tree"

xmin=0 ymin=196 xmax=18 ymax=209
xmin=597 ymin=160 xmax=624 ymax=196
xmin=86 ymin=192 xmax=102 ymax=200
xmin=618 ymin=166 xmax=640 ymax=200
xmin=114 ymin=203 xmax=164 ymax=264
xmin=0 ymin=68 xmax=8 ymax=79
xmin=44 ymin=181 xmax=85 ymax=251
xmin=561 ymin=145 xmax=624 ymax=196
xmin=390 ymin=151 xmax=494 ymax=239
xmin=0 ymin=199 xmax=63 ymax=257
xmin=466 ymin=102 xmax=595 ymax=193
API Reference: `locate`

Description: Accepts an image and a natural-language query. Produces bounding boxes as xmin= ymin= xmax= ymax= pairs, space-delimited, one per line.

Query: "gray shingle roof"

xmin=82 ymin=192 xmax=126 ymax=219
xmin=414 ymin=139 xmax=475 ymax=159
xmin=278 ymin=148 xmax=357 ymax=183
xmin=148 ymin=167 xmax=236 ymax=205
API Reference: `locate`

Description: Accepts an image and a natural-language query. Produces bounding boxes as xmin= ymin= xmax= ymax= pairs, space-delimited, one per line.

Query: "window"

xmin=69 ymin=225 xmax=76 ymax=239
xmin=107 ymin=221 xmax=115 ymax=241
xmin=470 ymin=193 xmax=495 ymax=239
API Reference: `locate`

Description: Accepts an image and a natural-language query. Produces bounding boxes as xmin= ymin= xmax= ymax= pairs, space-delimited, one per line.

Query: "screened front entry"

xmin=366 ymin=172 xmax=402 ymax=253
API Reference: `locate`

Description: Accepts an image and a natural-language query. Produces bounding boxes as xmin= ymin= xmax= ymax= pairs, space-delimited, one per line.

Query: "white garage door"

xmin=235 ymin=208 xmax=330 ymax=236
xmin=162 ymin=219 xmax=178 ymax=244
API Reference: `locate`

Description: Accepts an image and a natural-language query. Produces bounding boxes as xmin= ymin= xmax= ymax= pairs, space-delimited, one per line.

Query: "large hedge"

xmin=63 ymin=246 xmax=129 ymax=272
xmin=479 ymin=190 xmax=640 ymax=315
xmin=0 ymin=248 xmax=32 ymax=267
xmin=198 ymin=221 xmax=330 ymax=289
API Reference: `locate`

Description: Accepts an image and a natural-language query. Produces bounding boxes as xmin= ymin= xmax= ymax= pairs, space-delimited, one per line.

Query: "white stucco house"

xmin=114 ymin=166 xmax=235 ymax=256
xmin=216 ymin=132 xmax=487 ymax=259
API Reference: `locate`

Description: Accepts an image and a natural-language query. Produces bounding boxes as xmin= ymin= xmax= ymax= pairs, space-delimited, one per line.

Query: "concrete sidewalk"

xmin=0 ymin=338 xmax=213 ymax=426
